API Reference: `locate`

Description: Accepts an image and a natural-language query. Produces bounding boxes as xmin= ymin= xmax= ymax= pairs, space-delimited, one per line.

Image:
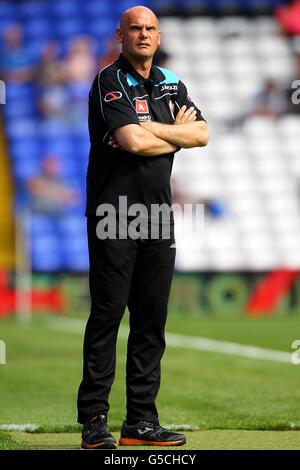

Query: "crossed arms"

xmin=108 ymin=105 xmax=209 ymax=157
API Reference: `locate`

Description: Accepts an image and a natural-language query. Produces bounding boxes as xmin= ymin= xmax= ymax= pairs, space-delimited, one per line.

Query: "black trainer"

xmin=81 ymin=414 xmax=117 ymax=449
xmin=119 ymin=420 xmax=186 ymax=446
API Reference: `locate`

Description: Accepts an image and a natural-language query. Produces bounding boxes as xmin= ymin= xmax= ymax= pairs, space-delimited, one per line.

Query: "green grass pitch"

xmin=0 ymin=313 xmax=300 ymax=450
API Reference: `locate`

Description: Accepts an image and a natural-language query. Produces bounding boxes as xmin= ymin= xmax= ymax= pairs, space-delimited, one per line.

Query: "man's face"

xmin=116 ymin=11 xmax=161 ymax=60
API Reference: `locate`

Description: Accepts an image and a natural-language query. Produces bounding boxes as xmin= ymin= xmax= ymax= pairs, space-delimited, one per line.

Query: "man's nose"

xmin=139 ymin=28 xmax=148 ymax=38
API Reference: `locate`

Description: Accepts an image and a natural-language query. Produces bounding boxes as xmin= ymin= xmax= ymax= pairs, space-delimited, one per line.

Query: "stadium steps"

xmin=0 ymin=116 xmax=15 ymax=268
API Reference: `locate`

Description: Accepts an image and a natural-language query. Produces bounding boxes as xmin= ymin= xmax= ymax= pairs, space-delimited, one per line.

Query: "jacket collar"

xmin=115 ymin=53 xmax=165 ymax=84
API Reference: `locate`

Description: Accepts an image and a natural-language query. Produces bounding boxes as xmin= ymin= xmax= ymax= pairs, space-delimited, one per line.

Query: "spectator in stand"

xmin=37 ymin=64 xmax=69 ymax=121
xmin=62 ymin=36 xmax=97 ymax=122
xmin=251 ymin=79 xmax=286 ymax=118
xmin=99 ymin=36 xmax=121 ymax=69
xmin=275 ymin=0 xmax=300 ymax=37
xmin=36 ymin=41 xmax=62 ymax=86
xmin=26 ymin=154 xmax=81 ymax=216
xmin=36 ymin=41 xmax=70 ymax=121
xmin=63 ymin=36 xmax=97 ymax=84
xmin=227 ymin=79 xmax=286 ymax=128
xmin=0 ymin=23 xmax=36 ymax=83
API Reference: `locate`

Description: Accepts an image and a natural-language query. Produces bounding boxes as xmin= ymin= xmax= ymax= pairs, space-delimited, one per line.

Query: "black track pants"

xmin=77 ymin=216 xmax=176 ymax=424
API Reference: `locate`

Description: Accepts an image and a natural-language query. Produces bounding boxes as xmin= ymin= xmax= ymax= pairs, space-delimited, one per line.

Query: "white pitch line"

xmin=49 ymin=317 xmax=292 ymax=364
xmin=165 ymin=332 xmax=291 ymax=363
xmin=0 ymin=422 xmax=198 ymax=433
xmin=0 ymin=424 xmax=38 ymax=432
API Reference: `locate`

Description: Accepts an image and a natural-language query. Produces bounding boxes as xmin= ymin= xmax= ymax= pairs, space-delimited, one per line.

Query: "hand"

xmin=108 ymin=133 xmax=122 ymax=149
xmin=174 ymin=105 xmax=197 ymax=124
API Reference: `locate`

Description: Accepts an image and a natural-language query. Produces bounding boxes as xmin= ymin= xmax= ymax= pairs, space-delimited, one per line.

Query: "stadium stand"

xmin=0 ymin=0 xmax=299 ymax=273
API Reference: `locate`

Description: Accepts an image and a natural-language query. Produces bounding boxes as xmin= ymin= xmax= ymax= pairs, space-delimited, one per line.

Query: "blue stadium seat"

xmin=18 ymin=1 xmax=48 ymax=20
xmin=211 ymin=0 xmax=243 ymax=14
xmin=49 ymin=0 xmax=81 ymax=18
xmin=15 ymin=186 xmax=31 ymax=211
xmin=13 ymin=157 xmax=39 ymax=180
xmin=27 ymin=39 xmax=48 ymax=61
xmin=5 ymin=83 xmax=36 ymax=102
xmin=3 ymin=100 xmax=37 ymax=120
xmin=24 ymin=19 xmax=53 ymax=41
xmin=64 ymin=252 xmax=89 ymax=272
xmin=180 ymin=0 xmax=212 ymax=14
xmin=115 ymin=0 xmax=152 ymax=13
xmin=68 ymin=121 xmax=89 ymax=139
xmin=6 ymin=119 xmax=38 ymax=139
xmin=66 ymin=203 xmax=86 ymax=216
xmin=39 ymin=120 xmax=72 ymax=138
xmin=0 ymin=1 xmax=19 ymax=21
xmin=10 ymin=138 xmax=41 ymax=161
xmin=58 ymin=216 xmax=86 ymax=239
xmin=31 ymin=214 xmax=58 ymax=235
xmin=240 ymin=0 xmax=274 ymax=14
xmin=31 ymin=236 xmax=64 ymax=271
xmin=63 ymin=235 xmax=89 ymax=271
xmin=63 ymin=175 xmax=83 ymax=190
xmin=150 ymin=0 xmax=177 ymax=14
xmin=0 ymin=19 xmax=19 ymax=36
xmin=84 ymin=19 xmax=117 ymax=39
xmin=41 ymin=136 xmax=74 ymax=158
xmin=59 ymin=157 xmax=78 ymax=178
xmin=30 ymin=216 xmax=66 ymax=271
xmin=55 ymin=19 xmax=84 ymax=40
xmin=74 ymin=137 xmax=90 ymax=157
xmin=272 ymin=0 xmax=287 ymax=6
xmin=81 ymin=1 xmax=112 ymax=18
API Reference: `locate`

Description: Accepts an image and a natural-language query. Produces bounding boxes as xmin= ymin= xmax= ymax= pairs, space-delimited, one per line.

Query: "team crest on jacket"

xmin=104 ymin=91 xmax=122 ymax=102
xmin=135 ymin=99 xmax=149 ymax=114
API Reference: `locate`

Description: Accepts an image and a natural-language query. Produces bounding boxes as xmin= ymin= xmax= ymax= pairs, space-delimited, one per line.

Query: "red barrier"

xmin=0 ymin=270 xmax=64 ymax=317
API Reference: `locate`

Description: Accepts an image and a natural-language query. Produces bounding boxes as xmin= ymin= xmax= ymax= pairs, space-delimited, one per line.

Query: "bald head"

xmin=116 ymin=5 xmax=161 ymax=64
xmin=120 ymin=6 xmax=159 ymax=30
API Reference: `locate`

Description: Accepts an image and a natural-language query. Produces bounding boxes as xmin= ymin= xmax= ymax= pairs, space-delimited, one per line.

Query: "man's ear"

xmin=116 ymin=28 xmax=122 ymax=44
xmin=157 ymin=30 xmax=161 ymax=46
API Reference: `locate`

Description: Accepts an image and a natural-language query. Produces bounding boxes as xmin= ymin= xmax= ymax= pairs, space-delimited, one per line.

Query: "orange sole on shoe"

xmin=81 ymin=440 xmax=117 ymax=449
xmin=119 ymin=437 xmax=186 ymax=446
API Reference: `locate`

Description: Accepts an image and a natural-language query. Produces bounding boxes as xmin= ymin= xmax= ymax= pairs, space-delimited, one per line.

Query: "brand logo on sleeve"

xmin=161 ymin=84 xmax=178 ymax=91
xmin=104 ymin=91 xmax=122 ymax=102
xmin=135 ymin=99 xmax=149 ymax=114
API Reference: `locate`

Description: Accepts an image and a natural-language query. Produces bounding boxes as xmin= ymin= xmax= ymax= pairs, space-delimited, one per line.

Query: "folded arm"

xmin=110 ymin=124 xmax=177 ymax=156
xmin=109 ymin=106 xmax=209 ymax=154
xmin=140 ymin=108 xmax=209 ymax=148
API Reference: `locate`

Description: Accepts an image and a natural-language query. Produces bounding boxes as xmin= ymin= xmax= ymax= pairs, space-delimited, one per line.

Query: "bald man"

xmin=78 ymin=6 xmax=209 ymax=449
